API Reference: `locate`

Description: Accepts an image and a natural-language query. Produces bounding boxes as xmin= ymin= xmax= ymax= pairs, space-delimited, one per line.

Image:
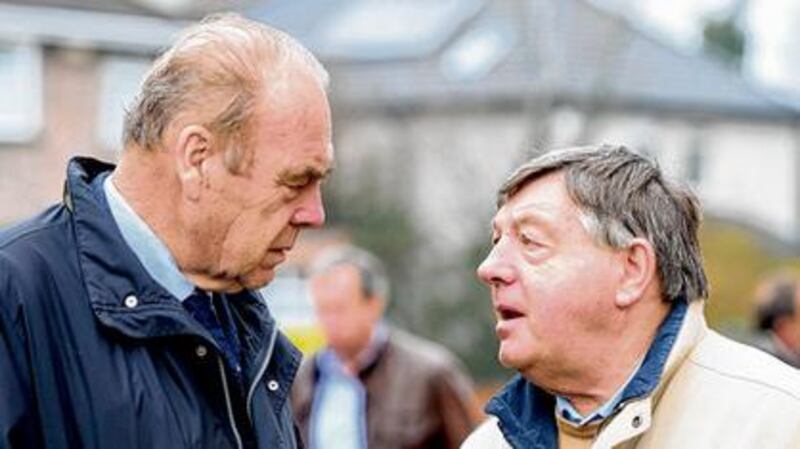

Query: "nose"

xmin=477 ymin=240 xmax=515 ymax=287
xmin=290 ymin=185 xmax=325 ymax=228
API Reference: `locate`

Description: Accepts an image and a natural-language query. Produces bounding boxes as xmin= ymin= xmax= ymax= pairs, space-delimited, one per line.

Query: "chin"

xmin=498 ymin=353 xmax=516 ymax=369
xmin=498 ymin=344 xmax=531 ymax=370
xmin=237 ymin=268 xmax=275 ymax=290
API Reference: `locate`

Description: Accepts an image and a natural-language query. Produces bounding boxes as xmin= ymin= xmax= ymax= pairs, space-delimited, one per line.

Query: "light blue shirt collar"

xmin=555 ymin=356 xmax=644 ymax=427
xmin=103 ymin=175 xmax=194 ymax=300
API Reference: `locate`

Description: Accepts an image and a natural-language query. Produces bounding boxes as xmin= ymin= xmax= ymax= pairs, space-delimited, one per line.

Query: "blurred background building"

xmin=2 ymin=0 xmax=800 ymax=383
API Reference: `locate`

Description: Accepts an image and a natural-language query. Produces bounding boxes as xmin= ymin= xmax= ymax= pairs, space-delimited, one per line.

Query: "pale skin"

xmin=773 ymin=292 xmax=800 ymax=353
xmin=113 ymin=63 xmax=334 ymax=293
xmin=309 ymin=264 xmax=385 ymax=376
xmin=477 ymin=172 xmax=671 ymax=415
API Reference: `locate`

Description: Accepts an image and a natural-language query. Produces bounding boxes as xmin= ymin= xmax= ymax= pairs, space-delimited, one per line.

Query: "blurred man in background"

xmin=292 ymin=246 xmax=481 ymax=449
xmin=464 ymin=144 xmax=800 ymax=448
xmin=753 ymin=275 xmax=800 ymax=367
xmin=0 ymin=14 xmax=332 ymax=449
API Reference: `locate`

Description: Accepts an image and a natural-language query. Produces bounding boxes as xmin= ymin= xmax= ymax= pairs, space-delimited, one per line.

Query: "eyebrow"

xmin=279 ymin=165 xmax=334 ymax=184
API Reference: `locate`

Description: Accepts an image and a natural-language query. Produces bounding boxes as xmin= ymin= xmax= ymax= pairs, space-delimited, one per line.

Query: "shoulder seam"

xmin=687 ymin=358 xmax=800 ymax=402
xmin=0 ymin=220 xmax=66 ymax=251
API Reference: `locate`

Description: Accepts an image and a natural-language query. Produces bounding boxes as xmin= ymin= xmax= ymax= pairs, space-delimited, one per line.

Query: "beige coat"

xmin=463 ymin=302 xmax=800 ymax=449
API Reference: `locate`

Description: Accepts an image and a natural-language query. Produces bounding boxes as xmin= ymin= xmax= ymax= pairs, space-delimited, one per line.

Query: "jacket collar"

xmin=485 ymin=374 xmax=558 ymax=449
xmin=646 ymin=300 xmax=707 ymax=408
xmin=486 ymin=299 xmax=705 ymax=449
xmin=65 ymin=157 xmax=193 ymax=337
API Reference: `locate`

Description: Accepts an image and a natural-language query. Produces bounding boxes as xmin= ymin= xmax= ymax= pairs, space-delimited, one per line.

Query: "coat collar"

xmin=487 ymin=299 xmax=706 ymax=449
xmin=65 ymin=157 xmax=205 ymax=338
xmin=485 ymin=374 xmax=558 ymax=449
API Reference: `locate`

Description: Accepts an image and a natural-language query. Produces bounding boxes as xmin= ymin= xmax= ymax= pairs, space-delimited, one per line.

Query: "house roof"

xmin=3 ymin=0 xmax=792 ymax=118
xmin=250 ymin=0 xmax=799 ymax=119
xmin=0 ymin=0 xmax=158 ymax=16
xmin=0 ymin=0 xmax=242 ymax=18
xmin=0 ymin=0 xmax=250 ymax=53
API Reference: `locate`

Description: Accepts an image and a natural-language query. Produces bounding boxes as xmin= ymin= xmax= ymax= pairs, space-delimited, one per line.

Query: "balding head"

xmin=123 ymin=13 xmax=329 ymax=173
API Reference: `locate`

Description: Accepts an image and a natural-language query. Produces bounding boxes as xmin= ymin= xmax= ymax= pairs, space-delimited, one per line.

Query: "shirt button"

xmin=123 ymin=295 xmax=138 ymax=308
xmin=267 ymin=380 xmax=279 ymax=392
xmin=195 ymin=345 xmax=208 ymax=358
xmin=632 ymin=415 xmax=642 ymax=428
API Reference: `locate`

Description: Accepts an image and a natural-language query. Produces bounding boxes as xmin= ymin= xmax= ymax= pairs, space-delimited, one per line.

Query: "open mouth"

xmin=496 ymin=304 xmax=525 ymax=321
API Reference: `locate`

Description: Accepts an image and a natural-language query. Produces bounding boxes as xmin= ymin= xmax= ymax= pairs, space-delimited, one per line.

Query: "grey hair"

xmin=309 ymin=245 xmax=390 ymax=302
xmin=123 ymin=13 xmax=329 ymax=173
xmin=499 ymin=144 xmax=708 ymax=303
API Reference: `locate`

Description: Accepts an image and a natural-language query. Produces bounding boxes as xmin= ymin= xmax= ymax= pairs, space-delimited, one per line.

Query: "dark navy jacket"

xmin=0 ymin=157 xmax=302 ymax=449
xmin=485 ymin=301 xmax=688 ymax=449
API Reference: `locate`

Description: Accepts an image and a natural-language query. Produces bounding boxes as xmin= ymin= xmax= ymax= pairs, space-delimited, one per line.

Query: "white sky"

xmin=621 ymin=0 xmax=800 ymax=94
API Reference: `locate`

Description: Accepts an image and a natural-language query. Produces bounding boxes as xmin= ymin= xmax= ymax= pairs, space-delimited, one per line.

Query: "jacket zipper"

xmin=218 ymin=357 xmax=244 ymax=449
xmin=246 ymin=325 xmax=279 ymax=422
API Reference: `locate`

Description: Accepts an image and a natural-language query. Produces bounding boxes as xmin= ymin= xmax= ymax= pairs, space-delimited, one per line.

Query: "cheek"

xmin=517 ymin=258 xmax=593 ymax=335
xmin=221 ymin=220 xmax=264 ymax=262
xmin=526 ymin=253 xmax=617 ymax=336
xmin=319 ymin=315 xmax=343 ymax=339
xmin=225 ymin=211 xmax=282 ymax=251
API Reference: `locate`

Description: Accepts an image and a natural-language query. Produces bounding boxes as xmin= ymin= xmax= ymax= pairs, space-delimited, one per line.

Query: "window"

xmin=0 ymin=42 xmax=42 ymax=143
xmin=685 ymin=132 xmax=705 ymax=185
xmin=313 ymin=0 xmax=482 ymax=60
xmin=440 ymin=20 xmax=517 ymax=81
xmin=96 ymin=56 xmax=151 ymax=152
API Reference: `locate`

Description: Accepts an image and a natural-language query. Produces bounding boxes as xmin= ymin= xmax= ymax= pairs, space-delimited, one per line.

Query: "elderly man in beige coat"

xmin=463 ymin=144 xmax=800 ymax=449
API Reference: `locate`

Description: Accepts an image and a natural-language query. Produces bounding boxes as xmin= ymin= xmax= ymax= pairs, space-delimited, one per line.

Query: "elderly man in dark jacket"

xmin=0 ymin=13 xmax=333 ymax=449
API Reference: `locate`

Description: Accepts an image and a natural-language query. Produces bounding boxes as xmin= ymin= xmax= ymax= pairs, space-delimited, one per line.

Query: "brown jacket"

xmin=292 ymin=328 xmax=481 ymax=449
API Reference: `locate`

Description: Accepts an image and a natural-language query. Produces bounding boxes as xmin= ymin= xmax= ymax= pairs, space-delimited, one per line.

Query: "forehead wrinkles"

xmin=497 ymin=193 xmax=569 ymax=227
xmin=261 ymin=68 xmax=328 ymax=134
xmin=492 ymin=187 xmax=587 ymax=244
xmin=257 ymin=94 xmax=312 ymax=139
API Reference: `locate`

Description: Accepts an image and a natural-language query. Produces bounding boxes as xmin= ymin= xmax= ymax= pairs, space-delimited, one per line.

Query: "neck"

xmin=336 ymin=331 xmax=380 ymax=377
xmin=773 ymin=328 xmax=800 ymax=356
xmin=340 ymin=358 xmax=361 ymax=377
xmin=554 ymin=352 xmax=642 ymax=416
xmin=534 ymin=299 xmax=671 ymax=416
xmin=332 ymin=347 xmax=365 ymax=377
xmin=114 ymin=148 xmax=191 ymax=271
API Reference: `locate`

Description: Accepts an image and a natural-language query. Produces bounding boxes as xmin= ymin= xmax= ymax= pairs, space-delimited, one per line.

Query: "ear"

xmin=772 ymin=315 xmax=797 ymax=344
xmin=173 ymin=125 xmax=214 ymax=201
xmin=367 ymin=295 xmax=387 ymax=320
xmin=615 ymin=238 xmax=657 ymax=308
